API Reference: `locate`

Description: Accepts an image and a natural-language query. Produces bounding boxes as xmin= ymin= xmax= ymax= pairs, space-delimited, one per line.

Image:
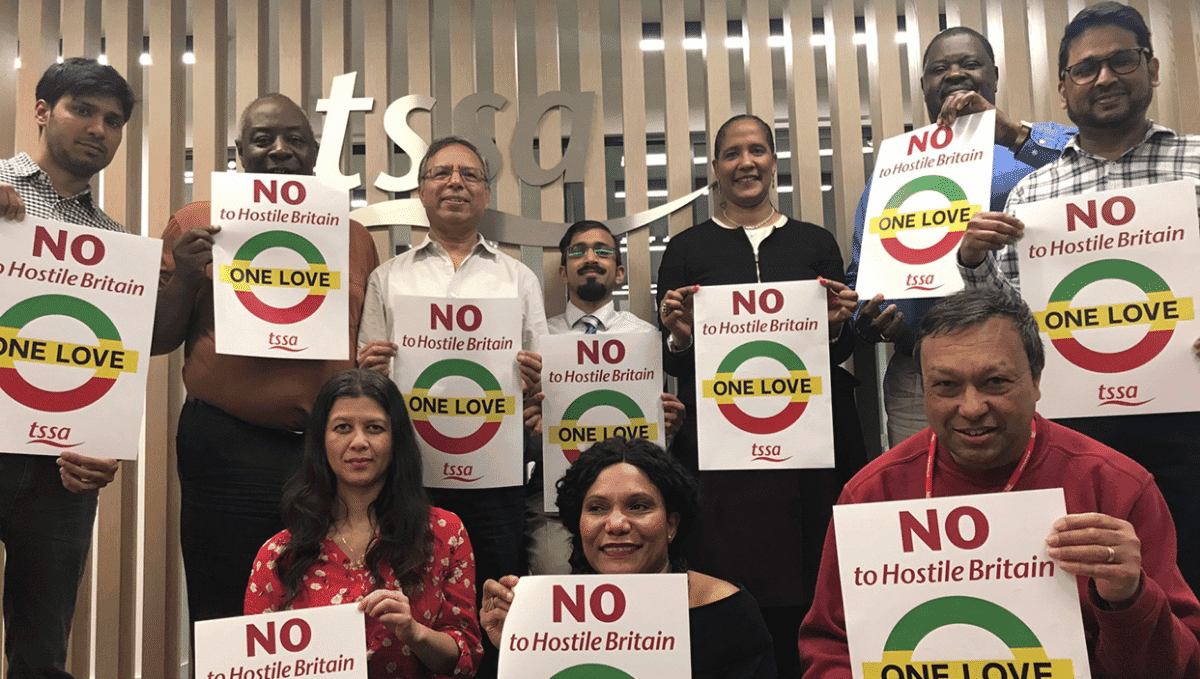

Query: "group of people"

xmin=0 ymin=1 xmax=1198 ymax=678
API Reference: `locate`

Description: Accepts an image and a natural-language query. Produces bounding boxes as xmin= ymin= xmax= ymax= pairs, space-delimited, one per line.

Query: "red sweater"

xmin=798 ymin=414 xmax=1200 ymax=679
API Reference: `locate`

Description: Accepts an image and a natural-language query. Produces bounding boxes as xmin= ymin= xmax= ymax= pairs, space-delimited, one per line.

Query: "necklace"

xmin=333 ymin=523 xmax=375 ymax=569
xmin=723 ymin=204 xmax=778 ymax=230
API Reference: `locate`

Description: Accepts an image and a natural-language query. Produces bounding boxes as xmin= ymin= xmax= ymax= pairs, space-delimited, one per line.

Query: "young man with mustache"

xmin=0 ymin=57 xmax=134 ymax=678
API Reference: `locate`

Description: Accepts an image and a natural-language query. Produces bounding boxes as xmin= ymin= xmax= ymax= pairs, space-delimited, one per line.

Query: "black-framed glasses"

xmin=422 ymin=165 xmax=488 ymax=184
xmin=1061 ymin=47 xmax=1150 ymax=84
xmin=566 ymin=243 xmax=616 ymax=259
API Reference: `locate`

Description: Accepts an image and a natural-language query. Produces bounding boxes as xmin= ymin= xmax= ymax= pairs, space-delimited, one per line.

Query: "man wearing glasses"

xmin=957 ymin=1 xmax=1200 ymax=592
xmin=526 ymin=220 xmax=685 ymax=574
xmin=357 ymin=137 xmax=546 ymax=677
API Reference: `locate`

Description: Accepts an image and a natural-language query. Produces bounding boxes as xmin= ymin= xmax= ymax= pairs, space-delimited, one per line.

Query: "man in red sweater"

xmin=798 ymin=288 xmax=1200 ymax=678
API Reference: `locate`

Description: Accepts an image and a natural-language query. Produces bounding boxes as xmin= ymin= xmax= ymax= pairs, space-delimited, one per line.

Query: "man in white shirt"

xmin=530 ymin=220 xmax=685 ymax=573
xmin=357 ymin=137 xmax=547 ymax=660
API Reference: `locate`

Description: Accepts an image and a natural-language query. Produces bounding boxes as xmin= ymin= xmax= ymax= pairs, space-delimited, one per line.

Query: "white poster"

xmin=1015 ymin=180 xmax=1200 ymax=418
xmin=194 ymin=604 xmax=367 ymax=679
xmin=392 ymin=296 xmax=524 ymax=489
xmin=542 ymin=332 xmax=664 ymax=510
xmin=0 ymin=217 xmax=158 ymax=460
xmin=693 ymin=281 xmax=833 ymax=470
xmin=855 ymin=110 xmax=995 ymax=299
xmin=835 ymin=489 xmax=1090 ymax=679
xmin=211 ymin=172 xmax=351 ymax=359
xmin=498 ymin=574 xmax=690 ymax=679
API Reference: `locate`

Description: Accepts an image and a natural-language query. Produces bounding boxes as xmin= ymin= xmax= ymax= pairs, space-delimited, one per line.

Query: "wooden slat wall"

xmin=3 ymin=2 xmax=1200 ymax=676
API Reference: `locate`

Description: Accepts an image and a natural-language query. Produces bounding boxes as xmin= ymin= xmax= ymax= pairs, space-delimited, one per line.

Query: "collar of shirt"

xmin=411 ymin=230 xmax=500 ymax=263
xmin=564 ymin=300 xmax=618 ymax=331
xmin=1062 ymin=120 xmax=1176 ymax=161
xmin=9 ymin=152 xmax=99 ymax=209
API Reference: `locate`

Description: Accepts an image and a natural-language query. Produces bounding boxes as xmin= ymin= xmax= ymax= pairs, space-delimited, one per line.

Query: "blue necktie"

xmin=581 ymin=316 xmax=598 ymax=334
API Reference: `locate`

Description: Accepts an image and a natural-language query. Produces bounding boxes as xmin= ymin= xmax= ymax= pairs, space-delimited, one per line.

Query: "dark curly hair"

xmin=555 ymin=437 xmax=700 ymax=575
xmin=275 ymin=369 xmax=432 ymax=605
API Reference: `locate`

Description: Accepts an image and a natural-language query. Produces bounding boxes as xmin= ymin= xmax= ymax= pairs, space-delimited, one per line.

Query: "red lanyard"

xmin=925 ymin=419 xmax=1037 ymax=498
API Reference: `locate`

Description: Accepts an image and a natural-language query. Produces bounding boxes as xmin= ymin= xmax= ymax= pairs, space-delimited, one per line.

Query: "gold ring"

xmin=1106 ymin=546 xmax=1116 ymax=563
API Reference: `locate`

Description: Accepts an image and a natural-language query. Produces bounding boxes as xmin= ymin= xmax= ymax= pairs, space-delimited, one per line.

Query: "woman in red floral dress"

xmin=245 ymin=369 xmax=483 ymax=678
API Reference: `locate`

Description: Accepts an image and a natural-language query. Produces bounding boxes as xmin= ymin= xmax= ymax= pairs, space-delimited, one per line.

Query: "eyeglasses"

xmin=566 ymin=243 xmax=616 ymax=259
xmin=1061 ymin=47 xmax=1149 ymax=85
xmin=422 ymin=165 xmax=488 ymax=184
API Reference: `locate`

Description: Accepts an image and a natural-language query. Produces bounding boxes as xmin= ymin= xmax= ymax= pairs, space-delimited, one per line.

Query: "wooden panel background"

xmin=1 ymin=0 xmax=1198 ymax=675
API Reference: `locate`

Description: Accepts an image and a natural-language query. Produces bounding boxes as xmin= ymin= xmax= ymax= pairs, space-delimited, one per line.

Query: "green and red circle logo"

xmin=701 ymin=340 xmax=821 ymax=435
xmin=869 ymin=175 xmax=980 ymax=265
xmin=1033 ymin=259 xmax=1194 ymax=373
xmin=218 ymin=230 xmax=341 ymax=324
xmin=0 ymin=294 xmax=138 ymax=412
xmin=548 ymin=389 xmax=658 ymax=463
xmin=405 ymin=358 xmax=516 ymax=454
xmin=862 ymin=596 xmax=1073 ymax=678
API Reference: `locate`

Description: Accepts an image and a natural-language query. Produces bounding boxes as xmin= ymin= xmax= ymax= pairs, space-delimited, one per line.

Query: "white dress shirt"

xmin=359 ymin=234 xmax=548 ymax=350
xmin=547 ymin=300 xmax=655 ymax=335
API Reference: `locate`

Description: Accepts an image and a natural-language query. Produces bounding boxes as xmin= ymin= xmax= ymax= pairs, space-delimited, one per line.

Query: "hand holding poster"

xmin=392 ymin=296 xmax=523 ymax=489
xmin=498 ymin=574 xmax=690 ymax=679
xmin=1014 ymin=180 xmax=1200 ymax=418
xmin=835 ymin=489 xmax=1090 ymax=679
xmin=693 ymin=280 xmax=833 ymax=470
xmin=855 ymin=110 xmax=994 ymax=299
xmin=0 ymin=218 xmax=158 ymax=460
xmin=212 ymin=172 xmax=351 ymax=359
xmin=194 ymin=604 xmax=367 ymax=679
xmin=541 ymin=332 xmax=664 ymax=510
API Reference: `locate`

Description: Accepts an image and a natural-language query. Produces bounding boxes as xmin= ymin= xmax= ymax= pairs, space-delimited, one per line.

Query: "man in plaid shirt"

xmin=956 ymin=1 xmax=1200 ymax=593
xmin=0 ymin=58 xmax=134 ymax=678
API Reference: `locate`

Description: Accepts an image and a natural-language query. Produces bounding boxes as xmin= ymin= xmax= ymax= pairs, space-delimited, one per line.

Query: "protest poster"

xmin=693 ymin=280 xmax=833 ymax=470
xmin=194 ymin=604 xmax=367 ymax=679
xmin=498 ymin=574 xmax=690 ymax=679
xmin=392 ymin=296 xmax=523 ymax=489
xmin=1014 ymin=179 xmax=1200 ymax=418
xmin=835 ymin=489 xmax=1090 ymax=679
xmin=212 ymin=172 xmax=350 ymax=359
xmin=541 ymin=332 xmax=664 ymax=510
xmin=0 ymin=217 xmax=158 ymax=460
xmin=855 ymin=110 xmax=994 ymax=299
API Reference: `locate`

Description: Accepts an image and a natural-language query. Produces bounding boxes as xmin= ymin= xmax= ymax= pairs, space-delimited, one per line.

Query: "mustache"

xmin=578 ymin=265 xmax=607 ymax=275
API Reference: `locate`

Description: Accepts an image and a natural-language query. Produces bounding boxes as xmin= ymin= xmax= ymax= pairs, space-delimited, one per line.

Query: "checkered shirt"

xmin=958 ymin=123 xmax=1200 ymax=293
xmin=0 ymin=152 xmax=125 ymax=232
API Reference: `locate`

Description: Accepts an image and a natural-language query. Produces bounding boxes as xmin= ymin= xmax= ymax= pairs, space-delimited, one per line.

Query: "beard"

xmin=574 ymin=279 xmax=610 ymax=303
xmin=1065 ymin=84 xmax=1152 ymax=131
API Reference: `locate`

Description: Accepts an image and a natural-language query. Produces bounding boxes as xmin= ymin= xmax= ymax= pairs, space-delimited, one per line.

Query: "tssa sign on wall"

xmin=316 ymin=73 xmax=595 ymax=193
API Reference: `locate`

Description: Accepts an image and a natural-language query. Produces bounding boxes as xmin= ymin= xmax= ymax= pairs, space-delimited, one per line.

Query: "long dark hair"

xmin=555 ymin=437 xmax=700 ymax=575
xmin=276 ymin=369 xmax=432 ymax=605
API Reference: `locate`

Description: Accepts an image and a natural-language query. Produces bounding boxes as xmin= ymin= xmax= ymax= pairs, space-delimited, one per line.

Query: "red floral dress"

xmin=245 ymin=507 xmax=483 ymax=678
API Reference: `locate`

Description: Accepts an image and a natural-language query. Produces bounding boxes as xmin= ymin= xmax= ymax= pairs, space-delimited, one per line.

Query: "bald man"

xmin=152 ymin=94 xmax=379 ymax=624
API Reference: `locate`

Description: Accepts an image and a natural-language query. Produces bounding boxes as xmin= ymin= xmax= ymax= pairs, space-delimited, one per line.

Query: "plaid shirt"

xmin=958 ymin=122 xmax=1200 ymax=292
xmin=0 ymin=152 xmax=125 ymax=232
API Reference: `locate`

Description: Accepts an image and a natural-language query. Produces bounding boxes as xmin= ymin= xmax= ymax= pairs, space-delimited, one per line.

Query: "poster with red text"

xmin=392 ymin=296 xmax=523 ymax=489
xmin=498 ymin=574 xmax=690 ymax=679
xmin=0 ymin=217 xmax=158 ymax=460
xmin=1014 ymin=180 xmax=1200 ymax=418
xmin=194 ymin=604 xmax=367 ymax=679
xmin=542 ymin=332 xmax=664 ymax=510
xmin=211 ymin=172 xmax=350 ymax=359
xmin=835 ymin=489 xmax=1090 ymax=679
xmin=693 ymin=280 xmax=833 ymax=470
xmin=855 ymin=110 xmax=994 ymax=299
